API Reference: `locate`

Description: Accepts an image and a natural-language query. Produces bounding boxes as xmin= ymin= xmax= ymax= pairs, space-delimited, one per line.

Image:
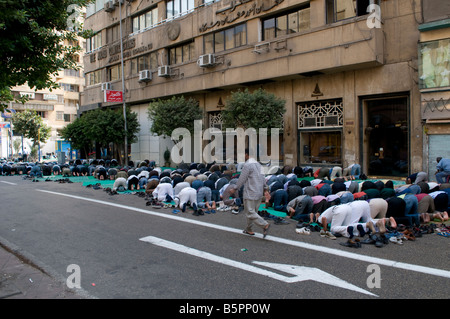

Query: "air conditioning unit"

xmin=104 ymin=1 xmax=115 ymax=12
xmin=114 ymin=0 xmax=124 ymax=6
xmin=139 ymin=70 xmax=152 ymax=82
xmin=101 ymin=82 xmax=112 ymax=91
xmin=198 ymin=54 xmax=216 ymax=67
xmin=158 ymin=65 xmax=171 ymax=77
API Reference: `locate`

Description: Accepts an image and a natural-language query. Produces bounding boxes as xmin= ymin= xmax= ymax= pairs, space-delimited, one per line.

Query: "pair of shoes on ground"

xmin=339 ymin=238 xmax=361 ymax=248
xmin=320 ymin=230 xmax=336 ymax=239
xmin=193 ymin=209 xmax=204 ymax=216
xmin=296 ymin=227 xmax=311 ymax=235
xmin=360 ymin=233 xmax=389 ymax=248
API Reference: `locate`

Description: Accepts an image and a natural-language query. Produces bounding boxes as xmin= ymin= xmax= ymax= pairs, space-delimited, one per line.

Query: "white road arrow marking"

xmin=140 ymin=236 xmax=377 ymax=297
xmin=38 ymin=190 xmax=450 ymax=280
xmin=253 ymin=261 xmax=377 ymax=296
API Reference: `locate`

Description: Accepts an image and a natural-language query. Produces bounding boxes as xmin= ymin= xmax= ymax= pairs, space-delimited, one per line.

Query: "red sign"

xmin=104 ymin=90 xmax=123 ymax=103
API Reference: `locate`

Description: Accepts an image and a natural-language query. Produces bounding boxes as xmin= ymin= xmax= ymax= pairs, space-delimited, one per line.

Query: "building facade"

xmin=418 ymin=0 xmax=450 ymax=181
xmin=80 ymin=0 xmax=443 ymax=177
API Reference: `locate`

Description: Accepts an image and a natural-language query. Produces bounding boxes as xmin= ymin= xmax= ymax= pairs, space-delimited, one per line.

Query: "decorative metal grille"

xmin=297 ymin=99 xmax=344 ymax=129
xmin=209 ymin=111 xmax=223 ymax=130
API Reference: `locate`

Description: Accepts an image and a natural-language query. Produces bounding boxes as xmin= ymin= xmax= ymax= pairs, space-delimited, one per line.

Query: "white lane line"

xmin=37 ymin=189 xmax=450 ymax=279
xmin=0 ymin=181 xmax=17 ymax=185
xmin=140 ymin=236 xmax=378 ymax=296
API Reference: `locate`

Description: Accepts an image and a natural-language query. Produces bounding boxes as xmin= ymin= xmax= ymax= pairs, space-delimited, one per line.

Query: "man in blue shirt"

xmin=435 ymin=157 xmax=450 ymax=183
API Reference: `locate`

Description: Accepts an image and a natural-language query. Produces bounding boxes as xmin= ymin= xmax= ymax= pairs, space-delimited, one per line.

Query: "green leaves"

xmin=60 ymin=107 xmax=140 ymax=156
xmin=11 ymin=110 xmax=51 ymax=147
xmin=147 ymin=96 xmax=203 ymax=137
xmin=0 ymin=0 xmax=93 ymax=111
xmin=222 ymin=88 xmax=286 ymax=131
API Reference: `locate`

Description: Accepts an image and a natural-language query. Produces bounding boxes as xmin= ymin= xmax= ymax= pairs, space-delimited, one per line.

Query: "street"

xmin=0 ymin=175 xmax=449 ymax=301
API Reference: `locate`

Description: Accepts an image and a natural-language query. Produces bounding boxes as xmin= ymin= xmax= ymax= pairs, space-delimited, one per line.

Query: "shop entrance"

xmin=362 ymin=96 xmax=409 ymax=177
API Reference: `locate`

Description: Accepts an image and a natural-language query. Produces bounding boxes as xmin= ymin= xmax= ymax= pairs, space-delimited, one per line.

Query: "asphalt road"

xmin=0 ymin=175 xmax=449 ymax=302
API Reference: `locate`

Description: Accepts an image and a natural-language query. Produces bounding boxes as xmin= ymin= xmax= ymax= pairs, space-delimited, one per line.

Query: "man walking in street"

xmin=230 ymin=149 xmax=270 ymax=238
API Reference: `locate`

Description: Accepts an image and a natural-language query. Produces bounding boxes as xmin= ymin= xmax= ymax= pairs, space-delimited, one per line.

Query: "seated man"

xmin=435 ymin=157 xmax=450 ymax=184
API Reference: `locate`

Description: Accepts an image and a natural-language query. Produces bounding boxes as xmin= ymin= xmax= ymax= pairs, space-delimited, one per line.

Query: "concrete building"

xmin=80 ymin=0 xmax=446 ymax=178
xmin=418 ymin=0 xmax=450 ymax=181
xmin=1 ymin=37 xmax=86 ymax=160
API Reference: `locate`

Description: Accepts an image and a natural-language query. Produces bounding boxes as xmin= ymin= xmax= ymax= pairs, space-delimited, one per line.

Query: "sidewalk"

xmin=0 ymin=243 xmax=85 ymax=299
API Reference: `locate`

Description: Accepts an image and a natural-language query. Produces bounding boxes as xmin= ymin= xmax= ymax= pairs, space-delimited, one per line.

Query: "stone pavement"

xmin=0 ymin=242 xmax=88 ymax=299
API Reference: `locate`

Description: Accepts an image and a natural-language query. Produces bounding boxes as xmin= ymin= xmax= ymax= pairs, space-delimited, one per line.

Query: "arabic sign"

xmin=199 ymin=0 xmax=285 ymax=33
xmin=1 ymin=108 xmax=16 ymax=119
xmin=104 ymin=90 xmax=123 ymax=103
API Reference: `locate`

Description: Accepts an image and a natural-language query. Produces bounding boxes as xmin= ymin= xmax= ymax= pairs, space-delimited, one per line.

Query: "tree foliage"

xmin=222 ymin=88 xmax=286 ymax=130
xmin=60 ymin=107 xmax=140 ymax=162
xmin=147 ymin=96 xmax=203 ymax=137
xmin=11 ymin=110 xmax=51 ymax=147
xmin=0 ymin=0 xmax=93 ymax=110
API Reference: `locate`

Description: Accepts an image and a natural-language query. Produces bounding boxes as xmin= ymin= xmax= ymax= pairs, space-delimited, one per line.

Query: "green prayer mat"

xmin=258 ymin=203 xmax=287 ymax=218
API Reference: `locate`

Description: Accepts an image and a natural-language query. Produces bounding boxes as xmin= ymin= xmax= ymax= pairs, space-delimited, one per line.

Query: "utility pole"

xmin=119 ymin=0 xmax=128 ymax=166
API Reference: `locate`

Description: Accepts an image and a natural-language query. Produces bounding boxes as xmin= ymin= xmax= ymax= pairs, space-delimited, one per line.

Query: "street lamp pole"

xmin=119 ymin=0 xmax=128 ymax=167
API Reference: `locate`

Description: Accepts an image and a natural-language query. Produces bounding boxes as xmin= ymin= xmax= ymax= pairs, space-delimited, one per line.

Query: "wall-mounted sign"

xmin=199 ymin=0 xmax=285 ymax=33
xmin=104 ymin=90 xmax=123 ymax=103
xmin=43 ymin=94 xmax=58 ymax=101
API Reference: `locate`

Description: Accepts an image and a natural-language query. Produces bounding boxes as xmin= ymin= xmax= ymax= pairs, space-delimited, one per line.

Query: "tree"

xmin=222 ymin=88 xmax=286 ymax=130
xmin=60 ymin=108 xmax=140 ymax=164
xmin=60 ymin=115 xmax=92 ymax=158
xmin=0 ymin=0 xmax=92 ymax=111
xmin=11 ymin=110 xmax=51 ymax=149
xmin=147 ymin=96 xmax=203 ymax=137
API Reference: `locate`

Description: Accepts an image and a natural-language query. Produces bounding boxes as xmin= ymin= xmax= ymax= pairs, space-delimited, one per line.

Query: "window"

xmin=166 ymin=0 xmax=195 ymax=20
xmin=64 ymin=69 xmax=80 ymax=77
xmin=64 ymin=114 xmax=75 ymax=122
xmin=132 ymin=7 xmax=159 ymax=33
xmin=297 ymin=99 xmax=344 ymax=164
xmin=87 ymin=32 xmax=103 ymax=52
xmin=419 ymin=39 xmax=450 ymax=89
xmin=203 ymin=24 xmax=247 ymax=54
xmin=60 ymin=83 xmax=80 ymax=92
xmin=262 ymin=6 xmax=310 ymax=41
xmin=131 ymin=52 xmax=159 ymax=73
xmin=65 ymin=99 xmax=79 ymax=108
xmin=86 ymin=0 xmax=105 ymax=17
xmin=326 ymin=0 xmax=376 ymax=23
xmin=300 ymin=131 xmax=342 ymax=164
xmin=56 ymin=111 xmax=64 ymax=121
xmin=106 ymin=24 xmax=120 ymax=43
xmin=86 ymin=69 xmax=102 ymax=86
xmin=108 ymin=64 xmax=122 ymax=81
xmin=169 ymin=41 xmax=194 ymax=65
